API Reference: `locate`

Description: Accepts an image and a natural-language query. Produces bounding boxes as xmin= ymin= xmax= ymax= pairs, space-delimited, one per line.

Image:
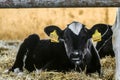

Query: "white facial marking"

xmin=68 ymin=22 xmax=82 ymax=35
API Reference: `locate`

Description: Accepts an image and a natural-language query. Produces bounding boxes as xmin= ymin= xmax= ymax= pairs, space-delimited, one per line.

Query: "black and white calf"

xmin=90 ymin=24 xmax=115 ymax=58
xmin=45 ymin=21 xmax=101 ymax=75
xmin=7 ymin=21 xmax=101 ymax=76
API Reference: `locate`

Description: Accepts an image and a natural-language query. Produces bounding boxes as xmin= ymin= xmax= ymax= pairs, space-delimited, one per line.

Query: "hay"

xmin=0 ymin=40 xmax=115 ymax=80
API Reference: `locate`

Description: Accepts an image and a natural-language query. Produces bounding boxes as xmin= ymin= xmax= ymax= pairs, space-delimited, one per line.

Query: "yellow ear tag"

xmin=92 ymin=29 xmax=101 ymax=42
xmin=50 ymin=30 xmax=59 ymax=43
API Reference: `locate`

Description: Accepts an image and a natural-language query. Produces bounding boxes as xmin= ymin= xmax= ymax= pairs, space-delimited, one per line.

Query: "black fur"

xmin=90 ymin=24 xmax=115 ymax=58
xmin=9 ymin=34 xmax=75 ymax=72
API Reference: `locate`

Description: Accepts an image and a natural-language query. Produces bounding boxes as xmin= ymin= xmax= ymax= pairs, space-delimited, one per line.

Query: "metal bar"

xmin=0 ymin=0 xmax=119 ymax=8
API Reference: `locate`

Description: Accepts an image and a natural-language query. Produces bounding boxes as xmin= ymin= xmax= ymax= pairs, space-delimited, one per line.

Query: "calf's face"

xmin=44 ymin=22 xmax=92 ymax=67
xmin=62 ymin=22 xmax=90 ymax=66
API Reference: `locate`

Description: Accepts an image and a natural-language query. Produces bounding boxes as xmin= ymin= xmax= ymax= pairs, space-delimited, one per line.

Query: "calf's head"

xmin=44 ymin=21 xmax=93 ymax=66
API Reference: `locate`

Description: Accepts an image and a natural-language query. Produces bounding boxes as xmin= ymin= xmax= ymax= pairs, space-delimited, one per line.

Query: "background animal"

xmin=90 ymin=24 xmax=114 ymax=58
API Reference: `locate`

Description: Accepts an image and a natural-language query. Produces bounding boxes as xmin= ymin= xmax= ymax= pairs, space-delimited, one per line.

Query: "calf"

xmin=8 ymin=34 xmax=74 ymax=73
xmin=45 ymin=21 xmax=101 ymax=75
xmin=8 ymin=22 xmax=101 ymax=76
xmin=112 ymin=8 xmax=120 ymax=80
xmin=90 ymin=24 xmax=115 ymax=58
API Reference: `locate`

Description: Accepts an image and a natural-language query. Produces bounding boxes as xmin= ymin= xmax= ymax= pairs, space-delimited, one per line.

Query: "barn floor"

xmin=0 ymin=40 xmax=115 ymax=80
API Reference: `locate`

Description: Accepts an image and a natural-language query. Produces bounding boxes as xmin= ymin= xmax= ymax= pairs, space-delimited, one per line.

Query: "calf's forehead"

xmin=68 ymin=22 xmax=83 ymax=35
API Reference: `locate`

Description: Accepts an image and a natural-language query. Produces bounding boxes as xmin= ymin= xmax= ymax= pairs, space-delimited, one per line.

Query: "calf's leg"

xmin=9 ymin=34 xmax=40 ymax=73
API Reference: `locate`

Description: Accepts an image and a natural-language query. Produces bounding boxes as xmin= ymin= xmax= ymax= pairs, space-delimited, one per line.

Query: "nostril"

xmin=70 ymin=52 xmax=80 ymax=62
xmin=71 ymin=52 xmax=79 ymax=56
xmin=70 ymin=52 xmax=80 ymax=59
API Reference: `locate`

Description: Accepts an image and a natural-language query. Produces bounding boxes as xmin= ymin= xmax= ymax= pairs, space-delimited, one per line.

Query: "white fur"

xmin=14 ymin=68 xmax=21 ymax=73
xmin=3 ymin=68 xmax=24 ymax=76
xmin=72 ymin=58 xmax=79 ymax=61
xmin=76 ymin=61 xmax=80 ymax=64
xmin=112 ymin=8 xmax=120 ymax=80
xmin=22 ymin=50 xmax=28 ymax=68
xmin=23 ymin=55 xmax=27 ymax=68
xmin=63 ymin=41 xmax=69 ymax=57
xmin=68 ymin=21 xmax=82 ymax=35
xmin=35 ymin=69 xmax=42 ymax=74
xmin=91 ymin=39 xmax=97 ymax=47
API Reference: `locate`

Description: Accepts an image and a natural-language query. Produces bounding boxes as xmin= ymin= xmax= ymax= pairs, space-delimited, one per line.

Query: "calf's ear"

xmin=92 ymin=29 xmax=102 ymax=42
xmin=44 ymin=25 xmax=63 ymax=43
xmin=88 ymin=29 xmax=102 ymax=42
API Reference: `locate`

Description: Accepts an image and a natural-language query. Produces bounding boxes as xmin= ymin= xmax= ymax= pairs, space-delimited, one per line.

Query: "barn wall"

xmin=0 ymin=8 xmax=117 ymax=40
